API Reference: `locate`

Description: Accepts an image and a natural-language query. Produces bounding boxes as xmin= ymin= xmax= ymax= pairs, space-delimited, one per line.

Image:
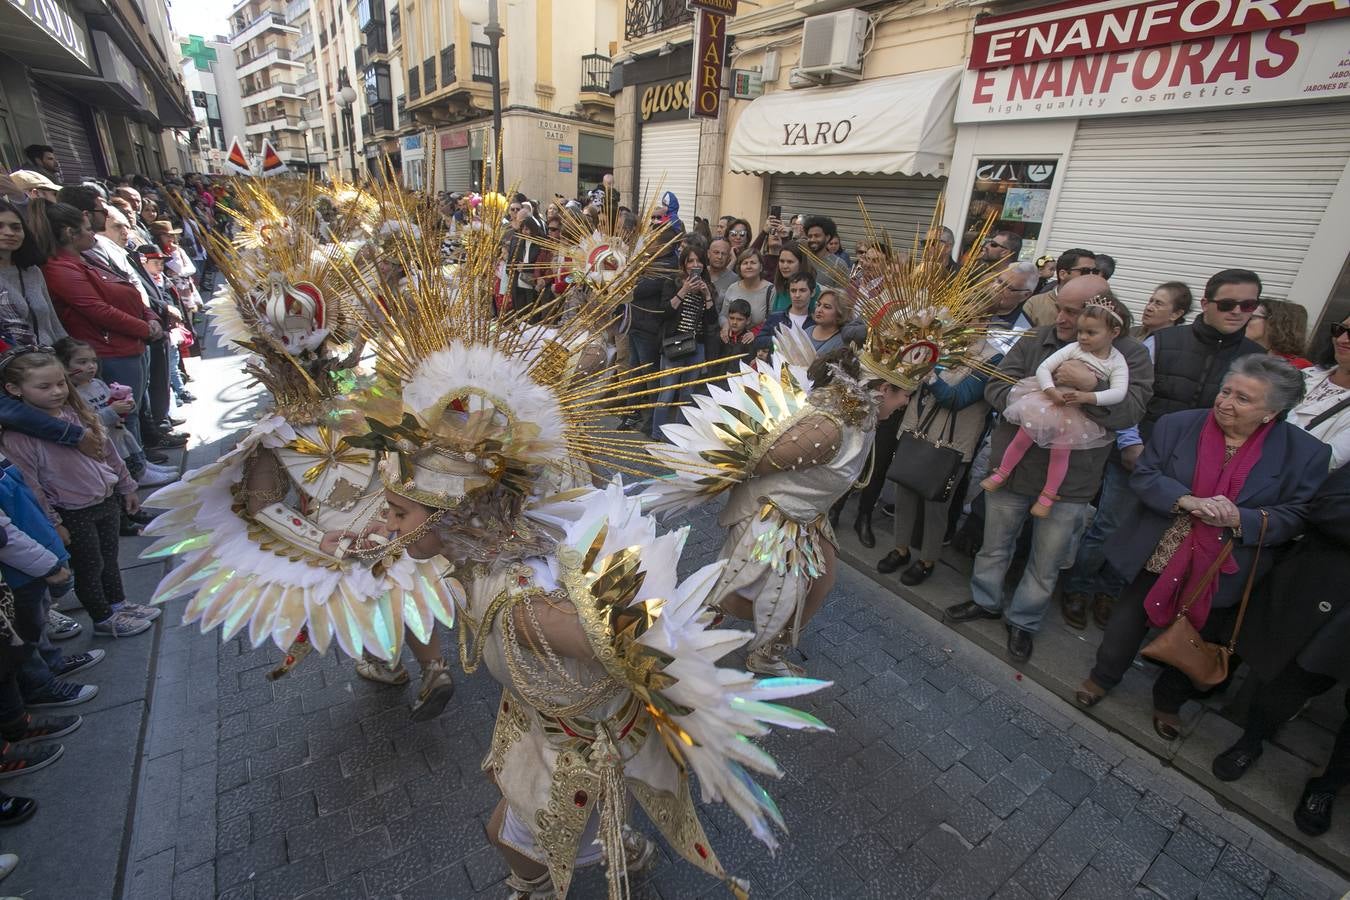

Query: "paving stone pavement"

xmin=137 ymin=496 xmax=1348 ymax=900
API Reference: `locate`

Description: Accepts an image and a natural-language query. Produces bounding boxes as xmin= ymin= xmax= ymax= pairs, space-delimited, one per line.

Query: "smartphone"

xmin=769 ymin=205 xmax=782 ymax=220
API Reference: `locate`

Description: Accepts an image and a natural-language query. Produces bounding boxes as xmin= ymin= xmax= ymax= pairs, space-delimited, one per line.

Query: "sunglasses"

xmin=729 ymin=230 xmax=748 ymax=237
xmin=986 ymin=240 xmax=1010 ymax=251
xmin=1068 ymin=266 xmax=1100 ymax=275
xmin=1331 ymin=323 xmax=1349 ymax=339
xmin=1210 ymin=298 xmax=1260 ymax=313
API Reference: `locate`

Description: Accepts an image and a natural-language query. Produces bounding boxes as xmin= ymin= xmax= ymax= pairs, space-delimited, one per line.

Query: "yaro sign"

xmin=956 ymin=0 xmax=1350 ymax=122
xmin=690 ymin=7 xmax=729 ymax=119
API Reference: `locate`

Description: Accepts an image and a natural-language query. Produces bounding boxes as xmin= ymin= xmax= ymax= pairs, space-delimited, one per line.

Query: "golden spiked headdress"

xmin=172 ymin=179 xmax=369 ymax=421
xmin=810 ymin=201 xmax=1016 ymax=390
xmin=336 ymin=176 xmax=709 ymax=514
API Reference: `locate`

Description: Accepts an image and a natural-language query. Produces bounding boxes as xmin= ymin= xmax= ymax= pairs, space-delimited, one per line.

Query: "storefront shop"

xmin=729 ymin=67 xmax=961 ymax=249
xmin=613 ymin=47 xmax=706 ymax=220
xmin=948 ymin=0 xmax=1350 ymax=324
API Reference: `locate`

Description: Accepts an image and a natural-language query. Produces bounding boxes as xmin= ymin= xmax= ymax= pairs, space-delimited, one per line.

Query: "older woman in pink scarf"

xmin=1075 ymin=355 xmax=1329 ymax=740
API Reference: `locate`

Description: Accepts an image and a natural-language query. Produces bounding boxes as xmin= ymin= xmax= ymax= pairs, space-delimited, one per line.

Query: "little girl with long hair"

xmin=0 ymin=349 xmax=158 ymax=637
xmin=982 ymin=298 xmax=1129 ymax=516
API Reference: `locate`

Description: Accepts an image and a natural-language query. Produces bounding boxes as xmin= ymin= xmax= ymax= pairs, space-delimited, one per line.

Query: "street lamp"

xmin=337 ymin=85 xmax=359 ymax=180
xmin=461 ymin=0 xmax=503 ymax=192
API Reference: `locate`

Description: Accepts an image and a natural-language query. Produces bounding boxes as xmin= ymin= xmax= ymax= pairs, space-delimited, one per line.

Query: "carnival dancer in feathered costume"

xmin=643 ymin=207 xmax=1011 ymax=676
xmin=326 ymin=185 xmax=833 ymax=899
xmin=141 ymin=180 xmax=459 ymax=719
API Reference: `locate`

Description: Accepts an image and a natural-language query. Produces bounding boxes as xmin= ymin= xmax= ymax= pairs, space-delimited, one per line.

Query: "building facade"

xmin=178 ymin=34 xmax=246 ymax=175
xmin=613 ymin=0 xmax=983 ymax=237
xmin=0 ymin=0 xmax=193 ymax=179
xmin=401 ymin=0 xmax=620 ymax=198
xmin=229 ymin=0 xmax=322 ymax=173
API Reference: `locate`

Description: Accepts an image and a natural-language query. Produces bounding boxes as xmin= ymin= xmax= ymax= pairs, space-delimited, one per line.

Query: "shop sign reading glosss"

xmin=956 ymin=0 xmax=1350 ymax=122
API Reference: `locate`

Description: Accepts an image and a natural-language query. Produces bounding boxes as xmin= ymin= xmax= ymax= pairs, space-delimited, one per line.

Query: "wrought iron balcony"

xmin=624 ymin=0 xmax=692 ymax=41
xmin=581 ymin=53 xmax=611 ymax=93
xmin=440 ymin=46 xmax=455 ymax=86
xmin=471 ymin=42 xmax=493 ymax=83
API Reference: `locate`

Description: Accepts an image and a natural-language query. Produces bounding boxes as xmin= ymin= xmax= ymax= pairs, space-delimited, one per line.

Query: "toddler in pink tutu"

xmin=981 ymin=297 xmax=1128 ymax=516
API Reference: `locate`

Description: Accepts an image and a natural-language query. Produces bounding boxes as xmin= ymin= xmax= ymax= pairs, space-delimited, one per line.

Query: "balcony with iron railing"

xmin=230 ymin=11 xmax=298 ymax=47
xmin=440 ymin=46 xmax=455 ymax=86
xmin=624 ymin=0 xmax=692 ymax=41
xmin=284 ymin=0 xmax=307 ymax=25
xmin=236 ymin=45 xmax=301 ymax=78
xmin=471 ymin=42 xmax=492 ymax=82
xmin=581 ymin=53 xmax=611 ymax=93
xmin=297 ymin=70 xmax=319 ymax=93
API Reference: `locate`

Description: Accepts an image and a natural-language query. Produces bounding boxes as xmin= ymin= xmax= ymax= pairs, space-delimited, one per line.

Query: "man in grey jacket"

xmin=944 ymin=275 xmax=1154 ymax=663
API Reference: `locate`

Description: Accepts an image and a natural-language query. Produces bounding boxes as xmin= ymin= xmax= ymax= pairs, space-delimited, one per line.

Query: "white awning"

xmin=728 ymin=67 xmax=962 ymax=178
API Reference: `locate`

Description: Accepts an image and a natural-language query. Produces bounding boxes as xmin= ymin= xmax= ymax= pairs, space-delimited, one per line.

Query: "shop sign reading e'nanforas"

xmin=956 ymin=0 xmax=1350 ymax=122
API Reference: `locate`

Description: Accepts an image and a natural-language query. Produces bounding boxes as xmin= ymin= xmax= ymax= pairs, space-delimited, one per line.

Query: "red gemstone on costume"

xmin=292 ymin=517 xmax=302 ymax=526
xmin=502 ymin=701 xmax=510 ymax=712
xmin=517 ymin=576 xmax=529 ymax=586
xmin=695 ymin=843 xmax=707 ymax=859
xmin=574 ymin=791 xmax=587 ymax=807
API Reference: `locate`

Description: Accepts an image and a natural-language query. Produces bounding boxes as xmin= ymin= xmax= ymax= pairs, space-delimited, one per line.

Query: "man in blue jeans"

xmin=944 ymin=276 xmax=1153 ymax=663
xmin=1058 ymin=433 xmax=1139 ymax=629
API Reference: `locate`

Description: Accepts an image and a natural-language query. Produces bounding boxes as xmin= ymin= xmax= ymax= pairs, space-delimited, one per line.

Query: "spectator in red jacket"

xmin=27 ymin=199 xmax=162 ymax=446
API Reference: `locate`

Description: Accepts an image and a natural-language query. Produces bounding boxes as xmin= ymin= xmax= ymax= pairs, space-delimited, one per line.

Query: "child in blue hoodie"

xmin=0 ymin=464 xmax=101 ymax=709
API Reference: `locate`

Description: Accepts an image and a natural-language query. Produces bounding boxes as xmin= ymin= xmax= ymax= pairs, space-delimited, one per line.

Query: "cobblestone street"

xmin=7 ymin=351 xmax=1350 ymax=900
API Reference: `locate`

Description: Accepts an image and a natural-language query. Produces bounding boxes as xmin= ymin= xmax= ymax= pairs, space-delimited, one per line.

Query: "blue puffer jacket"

xmin=0 ymin=464 xmax=68 ymax=588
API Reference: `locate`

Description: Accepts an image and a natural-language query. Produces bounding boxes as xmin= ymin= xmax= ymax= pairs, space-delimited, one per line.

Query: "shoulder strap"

xmin=1176 ymin=540 xmax=1234 ymax=616
xmin=1225 ymin=509 xmax=1269 ymax=652
xmin=1307 ymin=394 xmax=1350 ymax=431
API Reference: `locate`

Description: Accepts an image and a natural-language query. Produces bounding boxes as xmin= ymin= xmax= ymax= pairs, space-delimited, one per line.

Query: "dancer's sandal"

xmin=505 ymin=870 xmax=556 ymax=900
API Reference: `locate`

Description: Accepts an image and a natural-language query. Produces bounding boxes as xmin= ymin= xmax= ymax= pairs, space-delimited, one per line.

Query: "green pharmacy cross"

xmin=181 ymin=35 xmax=218 ymax=71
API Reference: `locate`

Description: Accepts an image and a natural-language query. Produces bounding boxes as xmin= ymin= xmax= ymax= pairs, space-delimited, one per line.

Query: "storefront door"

xmin=638 ymin=120 xmax=699 ymax=223
xmin=768 ymin=174 xmax=946 ymax=254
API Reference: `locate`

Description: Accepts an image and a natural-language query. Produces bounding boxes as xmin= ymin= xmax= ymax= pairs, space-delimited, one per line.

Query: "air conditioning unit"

xmin=798 ymin=9 xmax=867 ymax=78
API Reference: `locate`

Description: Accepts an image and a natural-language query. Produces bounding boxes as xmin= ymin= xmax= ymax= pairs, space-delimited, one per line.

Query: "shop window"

xmin=962 ymin=159 xmax=1058 ymax=260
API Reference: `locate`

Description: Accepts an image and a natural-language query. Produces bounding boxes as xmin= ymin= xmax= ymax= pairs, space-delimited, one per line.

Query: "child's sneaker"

xmin=51 ymin=650 xmax=105 ymax=678
xmin=115 ymin=603 xmax=162 ymax=622
xmin=45 ymin=609 xmax=81 ymax=641
xmin=0 ymin=742 xmax=63 ymax=780
xmin=1 ymin=713 xmax=81 ymax=744
xmin=92 ymin=612 xmax=152 ymax=637
xmin=24 ymin=679 xmax=98 ymax=708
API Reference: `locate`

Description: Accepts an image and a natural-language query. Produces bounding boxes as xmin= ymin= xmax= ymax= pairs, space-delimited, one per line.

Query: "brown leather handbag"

xmin=1141 ymin=509 xmax=1268 ymax=689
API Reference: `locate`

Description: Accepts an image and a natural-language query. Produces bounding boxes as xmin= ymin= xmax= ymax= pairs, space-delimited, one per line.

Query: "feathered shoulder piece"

xmin=553 ymin=482 xmax=831 ymax=847
xmin=642 ymin=353 xmax=818 ymax=517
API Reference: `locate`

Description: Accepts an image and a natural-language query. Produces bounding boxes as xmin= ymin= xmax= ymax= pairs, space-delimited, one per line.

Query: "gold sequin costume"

xmin=338 ymin=180 xmax=834 ymax=899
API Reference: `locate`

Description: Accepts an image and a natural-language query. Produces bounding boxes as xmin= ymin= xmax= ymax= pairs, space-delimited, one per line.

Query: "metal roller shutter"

xmin=768 ymin=174 xmax=946 ymax=250
xmin=34 ymin=81 xmax=100 ymax=183
xmin=1047 ymin=104 xmax=1350 ymax=318
xmin=439 ymin=146 xmax=471 ymax=193
xmin=638 ymin=120 xmax=700 ymax=223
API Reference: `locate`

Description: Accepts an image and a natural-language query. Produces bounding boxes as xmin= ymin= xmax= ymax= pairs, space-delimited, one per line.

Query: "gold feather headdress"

xmin=336 ymin=175 xmax=706 ymax=513
xmin=806 ymin=201 xmax=1018 ymax=390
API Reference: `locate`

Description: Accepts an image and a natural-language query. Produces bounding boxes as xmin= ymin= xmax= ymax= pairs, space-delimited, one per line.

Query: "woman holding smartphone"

xmin=651 ymin=246 xmax=718 ymax=437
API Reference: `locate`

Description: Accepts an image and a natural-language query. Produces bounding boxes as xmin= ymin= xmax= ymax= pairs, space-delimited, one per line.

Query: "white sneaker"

xmin=115 ymin=603 xmax=162 ymax=622
xmin=745 ymin=643 xmax=805 ymax=678
xmin=136 ymin=466 xmax=176 ymax=488
xmin=0 ymin=851 xmax=17 ymax=880
xmin=92 ymin=611 xmax=152 ymax=637
xmin=46 ymin=609 xmax=81 ymax=641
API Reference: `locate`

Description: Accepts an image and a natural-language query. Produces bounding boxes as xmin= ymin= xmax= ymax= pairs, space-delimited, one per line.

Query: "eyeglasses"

xmin=1068 ymin=266 xmax=1100 ymax=275
xmin=1210 ymin=298 xmax=1260 ymax=313
xmin=729 ymin=230 xmax=748 ymax=237
xmin=1331 ymin=323 xmax=1349 ymax=339
xmin=994 ymin=280 xmax=1032 ymax=294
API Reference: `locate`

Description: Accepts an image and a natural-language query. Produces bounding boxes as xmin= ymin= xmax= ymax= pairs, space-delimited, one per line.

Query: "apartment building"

xmin=400 ymin=0 xmax=620 ymax=198
xmin=178 ymin=34 xmax=247 ymax=176
xmin=230 ymin=0 xmax=322 ymax=172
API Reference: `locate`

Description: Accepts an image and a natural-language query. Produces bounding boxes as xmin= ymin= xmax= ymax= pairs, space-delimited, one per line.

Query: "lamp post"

xmin=337 ymin=85 xmax=359 ymax=180
xmin=462 ymin=0 xmax=503 ymax=192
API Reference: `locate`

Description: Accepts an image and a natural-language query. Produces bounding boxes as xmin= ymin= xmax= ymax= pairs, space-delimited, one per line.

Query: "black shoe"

xmin=1006 ymin=625 xmax=1034 ymax=663
xmin=120 ymin=517 xmax=143 ymax=537
xmin=1212 ymin=742 xmax=1263 ymax=782
xmin=880 ymin=503 xmax=895 ymax=518
xmin=944 ymin=600 xmax=1001 ymax=624
xmin=900 ymin=561 xmax=936 ymax=586
xmin=616 ymin=415 xmax=637 ymax=432
xmin=877 ymin=549 xmax=910 ymax=574
xmin=854 ymin=514 xmax=875 ymax=549
xmin=0 ymin=793 xmax=36 ymax=826
xmin=162 ymin=416 xmax=186 ymax=428
xmin=128 ymin=507 xmax=160 ymax=526
xmin=1294 ymin=781 xmax=1336 ymax=836
xmin=145 ymin=432 xmax=188 ymax=449
xmin=1061 ymin=592 xmax=1090 ymax=630
xmin=177 ymin=391 xmax=197 ymax=403
xmin=144 ymin=449 xmax=170 ymax=464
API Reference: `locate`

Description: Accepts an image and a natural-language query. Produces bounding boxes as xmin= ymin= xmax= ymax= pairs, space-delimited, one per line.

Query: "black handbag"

xmin=887 ymin=387 xmax=966 ymax=503
xmin=662 ymin=331 xmax=698 ymax=361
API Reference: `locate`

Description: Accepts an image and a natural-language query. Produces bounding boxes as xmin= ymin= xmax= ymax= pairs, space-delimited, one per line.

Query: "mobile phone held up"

xmin=769 ymin=205 xmax=782 ymax=220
